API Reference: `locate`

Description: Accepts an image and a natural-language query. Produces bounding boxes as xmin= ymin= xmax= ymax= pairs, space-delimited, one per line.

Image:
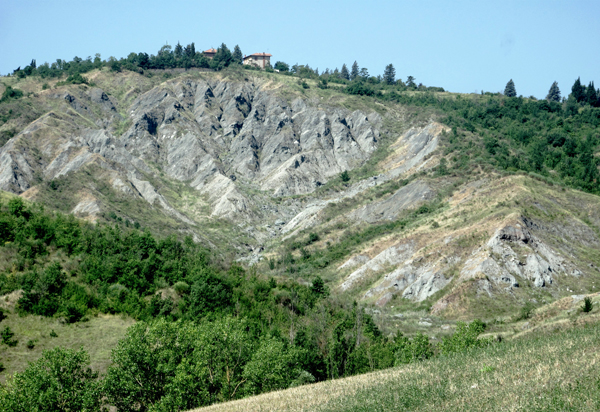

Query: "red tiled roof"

xmin=243 ymin=52 xmax=272 ymax=59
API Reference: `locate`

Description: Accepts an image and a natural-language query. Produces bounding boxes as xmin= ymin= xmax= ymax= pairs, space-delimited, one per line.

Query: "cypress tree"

xmin=586 ymin=81 xmax=597 ymax=106
xmin=350 ymin=61 xmax=359 ymax=80
xmin=571 ymin=77 xmax=585 ymax=103
xmin=232 ymin=45 xmax=243 ymax=65
xmin=340 ymin=64 xmax=349 ymax=80
xmin=545 ymin=81 xmax=561 ymax=102
xmin=383 ymin=64 xmax=396 ymax=85
xmin=504 ymin=79 xmax=517 ymax=97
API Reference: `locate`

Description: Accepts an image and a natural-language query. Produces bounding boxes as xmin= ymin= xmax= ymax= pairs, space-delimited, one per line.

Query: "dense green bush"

xmin=0 ymin=347 xmax=101 ymax=412
xmin=439 ymin=319 xmax=491 ymax=354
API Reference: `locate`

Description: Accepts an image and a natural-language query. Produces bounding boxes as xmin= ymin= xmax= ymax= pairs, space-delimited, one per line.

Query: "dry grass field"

xmin=0 ymin=310 xmax=134 ymax=383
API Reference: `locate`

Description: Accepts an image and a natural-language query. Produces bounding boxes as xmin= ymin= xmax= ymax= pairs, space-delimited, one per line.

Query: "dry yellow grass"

xmin=0 ymin=312 xmax=134 ymax=383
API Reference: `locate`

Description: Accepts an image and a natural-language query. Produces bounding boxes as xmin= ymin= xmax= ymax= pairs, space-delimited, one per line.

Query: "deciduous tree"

xmin=0 ymin=347 xmax=101 ymax=412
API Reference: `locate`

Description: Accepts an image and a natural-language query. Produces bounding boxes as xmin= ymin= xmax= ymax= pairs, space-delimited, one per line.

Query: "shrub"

xmin=340 ymin=170 xmax=350 ymax=182
xmin=1 ymin=326 xmax=17 ymax=347
xmin=26 ymin=339 xmax=36 ymax=349
xmin=0 ymin=347 xmax=101 ymax=412
xmin=49 ymin=329 xmax=58 ymax=338
xmin=515 ymin=301 xmax=536 ymax=321
xmin=395 ymin=332 xmax=433 ymax=365
xmin=439 ymin=319 xmax=491 ymax=355
xmin=582 ymin=297 xmax=593 ymax=313
xmin=173 ymin=281 xmax=190 ymax=295
xmin=0 ymin=86 xmax=23 ymax=103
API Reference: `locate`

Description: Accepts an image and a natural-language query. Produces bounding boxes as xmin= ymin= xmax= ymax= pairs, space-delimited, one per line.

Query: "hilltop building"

xmin=243 ymin=53 xmax=272 ymax=69
xmin=203 ymin=48 xmax=217 ymax=59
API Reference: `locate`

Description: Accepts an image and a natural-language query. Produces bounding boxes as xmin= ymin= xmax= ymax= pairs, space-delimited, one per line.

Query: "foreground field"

xmin=0 ymin=307 xmax=133 ymax=383
xmin=193 ymin=322 xmax=600 ymax=412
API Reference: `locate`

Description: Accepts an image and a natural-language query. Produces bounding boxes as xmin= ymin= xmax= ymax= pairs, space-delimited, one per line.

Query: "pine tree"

xmin=546 ymin=81 xmax=561 ymax=102
xmin=571 ymin=77 xmax=585 ymax=103
xmin=350 ymin=61 xmax=359 ymax=80
xmin=340 ymin=64 xmax=349 ymax=80
xmin=383 ymin=64 xmax=396 ymax=85
xmin=504 ymin=79 xmax=516 ymax=97
xmin=232 ymin=45 xmax=243 ymax=65
xmin=586 ymin=81 xmax=597 ymax=106
xmin=406 ymin=76 xmax=416 ymax=88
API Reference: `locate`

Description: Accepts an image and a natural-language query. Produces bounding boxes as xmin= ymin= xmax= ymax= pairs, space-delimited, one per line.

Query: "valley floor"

xmin=192 ymin=320 xmax=600 ymax=412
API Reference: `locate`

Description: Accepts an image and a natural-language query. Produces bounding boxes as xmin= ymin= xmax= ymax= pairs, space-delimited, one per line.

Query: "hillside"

xmin=2 ymin=68 xmax=600 ymax=323
xmin=192 ymin=316 xmax=600 ymax=412
xmin=1 ymin=64 xmax=600 ymax=410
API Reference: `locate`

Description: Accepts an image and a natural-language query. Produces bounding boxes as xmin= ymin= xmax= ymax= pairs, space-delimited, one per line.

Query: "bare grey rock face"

xmin=0 ymin=77 xmax=382 ymax=224
xmin=350 ymin=180 xmax=435 ymax=223
xmin=340 ymin=242 xmax=415 ymax=292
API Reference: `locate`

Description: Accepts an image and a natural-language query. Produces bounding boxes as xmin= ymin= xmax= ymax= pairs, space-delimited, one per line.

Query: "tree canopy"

xmin=383 ymin=64 xmax=396 ymax=85
xmin=504 ymin=79 xmax=517 ymax=97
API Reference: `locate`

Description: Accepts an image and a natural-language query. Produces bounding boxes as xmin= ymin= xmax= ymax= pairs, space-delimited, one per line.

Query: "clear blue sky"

xmin=1 ymin=0 xmax=598 ymax=98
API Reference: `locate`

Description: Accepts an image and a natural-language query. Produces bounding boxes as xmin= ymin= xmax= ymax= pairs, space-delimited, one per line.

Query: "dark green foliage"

xmin=63 ymin=73 xmax=88 ymax=85
xmin=582 ymin=297 xmax=593 ymax=313
xmin=504 ymin=79 xmax=517 ymax=97
xmin=340 ymin=170 xmax=351 ymax=182
xmin=211 ymin=43 xmax=233 ymax=70
xmin=310 ymin=276 xmax=328 ymax=297
xmin=26 ymin=339 xmax=36 ymax=349
xmin=0 ymin=308 xmax=6 ymax=323
xmin=0 ymin=86 xmax=23 ymax=103
xmin=49 ymin=329 xmax=58 ymax=338
xmin=232 ymin=45 xmax=243 ymax=65
xmin=274 ymin=61 xmax=289 ymax=72
xmin=406 ymin=75 xmax=416 ymax=88
xmin=383 ymin=63 xmax=396 ymax=85
xmin=546 ymin=81 xmax=561 ymax=102
xmin=572 ymin=77 xmax=585 ymax=103
xmin=351 ymin=61 xmax=359 ymax=80
xmin=394 ymin=332 xmax=434 ymax=364
xmin=0 ymin=347 xmax=101 ymax=412
xmin=1 ymin=326 xmax=17 ymax=347
xmin=345 ymin=81 xmax=376 ymax=96
xmin=586 ymin=82 xmax=598 ymax=107
xmin=439 ymin=320 xmax=491 ymax=354
xmin=340 ymin=63 xmax=350 ymax=80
